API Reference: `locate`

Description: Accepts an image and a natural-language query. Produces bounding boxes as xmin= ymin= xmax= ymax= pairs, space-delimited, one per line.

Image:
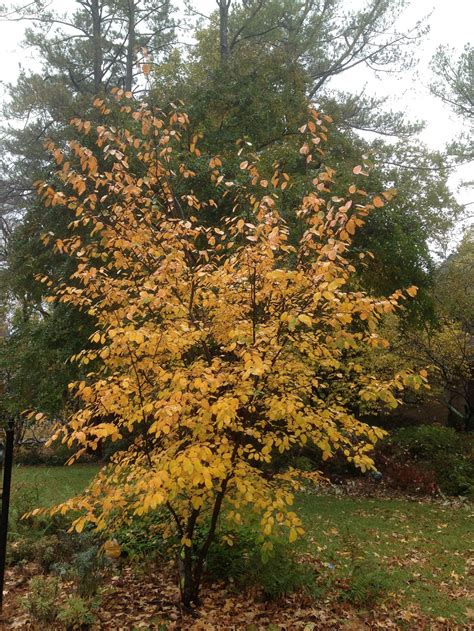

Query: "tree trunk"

xmin=181 ymin=546 xmax=195 ymax=608
xmin=125 ymin=0 xmax=136 ymax=92
xmin=218 ymin=0 xmax=230 ymax=64
xmin=180 ymin=508 xmax=200 ymax=607
xmin=91 ymin=0 xmax=104 ymax=93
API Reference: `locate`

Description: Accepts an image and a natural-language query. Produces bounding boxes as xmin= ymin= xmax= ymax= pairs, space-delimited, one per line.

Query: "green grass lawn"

xmin=8 ymin=463 xmax=100 ymax=527
xmin=5 ymin=466 xmax=473 ymax=624
xmin=296 ymin=492 xmax=473 ymax=623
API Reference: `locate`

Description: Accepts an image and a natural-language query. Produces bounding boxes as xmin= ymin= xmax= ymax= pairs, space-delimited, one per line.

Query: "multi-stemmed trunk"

xmin=177 ymin=480 xmax=230 ymax=607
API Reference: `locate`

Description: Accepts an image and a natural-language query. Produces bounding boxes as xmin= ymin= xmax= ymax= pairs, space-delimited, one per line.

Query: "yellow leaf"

xmin=74 ymin=517 xmax=87 ymax=533
xmin=191 ymin=496 xmax=203 ymax=510
xmin=103 ymin=539 xmax=121 ymax=559
xmin=298 ymin=314 xmax=312 ymax=326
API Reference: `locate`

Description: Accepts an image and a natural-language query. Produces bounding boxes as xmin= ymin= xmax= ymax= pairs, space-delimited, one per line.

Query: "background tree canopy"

xmin=0 ymin=0 xmax=471 ymax=420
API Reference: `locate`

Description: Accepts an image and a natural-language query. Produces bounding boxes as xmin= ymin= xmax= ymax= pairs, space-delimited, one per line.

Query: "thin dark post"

xmin=0 ymin=419 xmax=14 ymax=613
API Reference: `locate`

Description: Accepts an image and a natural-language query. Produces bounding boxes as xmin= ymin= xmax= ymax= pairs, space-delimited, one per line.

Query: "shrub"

xmin=8 ymin=521 xmax=99 ymax=573
xmin=17 ymin=510 xmax=73 ymax=538
xmin=113 ymin=510 xmax=169 ymax=560
xmin=341 ymin=560 xmax=392 ymax=608
xmin=8 ymin=534 xmax=66 ymax=570
xmin=266 ymin=442 xmax=359 ymax=478
xmin=57 ymin=595 xmax=99 ymax=628
xmin=384 ymin=462 xmax=438 ymax=495
xmin=9 ymin=483 xmax=41 ymax=533
xmin=20 ymin=576 xmax=60 ymax=624
xmin=33 ymin=535 xmax=62 ymax=572
xmin=204 ymin=522 xmax=318 ymax=601
xmin=69 ymin=545 xmax=106 ymax=597
xmin=392 ymin=425 xmax=465 ymax=460
xmin=115 ymin=512 xmax=319 ymax=601
xmin=15 ymin=442 xmax=80 ymax=466
xmin=378 ymin=425 xmax=474 ymax=496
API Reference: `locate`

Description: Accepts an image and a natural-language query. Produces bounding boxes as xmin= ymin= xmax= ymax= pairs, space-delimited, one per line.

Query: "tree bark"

xmin=181 ymin=508 xmax=200 ymax=608
xmin=91 ymin=0 xmax=104 ymax=93
xmin=125 ymin=0 xmax=136 ymax=92
xmin=218 ymin=0 xmax=231 ymax=64
xmin=191 ymin=481 xmax=229 ymax=603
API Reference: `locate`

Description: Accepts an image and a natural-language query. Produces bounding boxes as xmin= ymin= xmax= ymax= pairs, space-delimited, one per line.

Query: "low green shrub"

xmin=112 ymin=510 xmax=317 ymax=601
xmin=392 ymin=425 xmax=465 ymax=460
xmin=15 ymin=442 xmax=80 ymax=466
xmin=266 ymin=441 xmax=357 ymax=478
xmin=113 ymin=509 xmax=170 ymax=560
xmin=378 ymin=425 xmax=474 ymax=496
xmin=50 ymin=540 xmax=108 ymax=598
xmin=8 ymin=520 xmax=99 ymax=570
xmin=57 ymin=595 xmax=100 ymax=628
xmin=204 ymin=522 xmax=318 ymax=601
xmin=341 ymin=560 xmax=392 ymax=608
xmin=20 ymin=576 xmax=60 ymax=624
xmin=8 ymin=533 xmax=69 ymax=570
xmin=70 ymin=545 xmax=106 ymax=597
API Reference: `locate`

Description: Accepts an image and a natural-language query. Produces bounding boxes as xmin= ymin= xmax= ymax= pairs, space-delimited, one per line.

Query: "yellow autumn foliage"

xmin=32 ymin=94 xmax=426 ymax=604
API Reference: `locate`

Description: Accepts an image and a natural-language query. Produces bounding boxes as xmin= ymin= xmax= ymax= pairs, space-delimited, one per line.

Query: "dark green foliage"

xmin=265 ymin=440 xmax=359 ymax=479
xmin=15 ymin=442 xmax=84 ymax=466
xmin=20 ymin=576 xmax=60 ymax=624
xmin=19 ymin=574 xmax=100 ymax=627
xmin=57 ymin=595 xmax=100 ymax=629
xmin=113 ymin=513 xmax=318 ymax=601
xmin=0 ymin=304 xmax=92 ymax=418
xmin=7 ymin=479 xmax=104 ymax=586
xmin=430 ymin=43 xmax=473 ymax=165
xmin=11 ymin=535 xmax=61 ymax=572
xmin=68 ymin=545 xmax=106 ymax=597
xmin=204 ymin=523 xmax=318 ymax=601
xmin=113 ymin=510 xmax=170 ymax=561
xmin=392 ymin=425 xmax=465 ymax=458
xmin=380 ymin=425 xmax=474 ymax=496
xmin=8 ymin=519 xmax=99 ymax=570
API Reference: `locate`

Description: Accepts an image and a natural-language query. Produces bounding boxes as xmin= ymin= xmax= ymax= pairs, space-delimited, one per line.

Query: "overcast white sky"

xmin=0 ymin=0 xmax=472 ymax=220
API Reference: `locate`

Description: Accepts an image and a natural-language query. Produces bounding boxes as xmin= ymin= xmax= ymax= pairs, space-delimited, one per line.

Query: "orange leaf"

xmin=373 ymin=196 xmax=384 ymax=208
